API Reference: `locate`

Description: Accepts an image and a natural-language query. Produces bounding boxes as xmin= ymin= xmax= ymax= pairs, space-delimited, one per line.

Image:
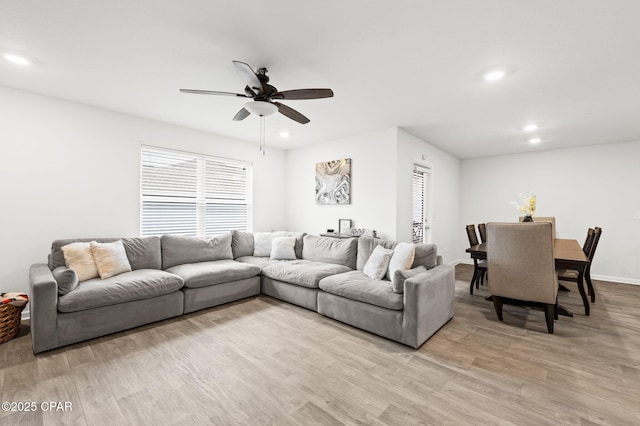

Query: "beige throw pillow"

xmin=90 ymin=240 xmax=132 ymax=279
xmin=62 ymin=242 xmax=99 ymax=282
xmin=386 ymin=242 xmax=416 ymax=281
xmin=363 ymin=245 xmax=394 ymax=280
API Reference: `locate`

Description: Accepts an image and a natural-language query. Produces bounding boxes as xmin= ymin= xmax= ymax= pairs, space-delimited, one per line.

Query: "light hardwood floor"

xmin=1 ymin=264 xmax=639 ymax=425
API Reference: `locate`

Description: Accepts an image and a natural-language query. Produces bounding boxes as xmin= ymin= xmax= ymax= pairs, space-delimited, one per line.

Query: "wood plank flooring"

xmin=1 ymin=264 xmax=639 ymax=425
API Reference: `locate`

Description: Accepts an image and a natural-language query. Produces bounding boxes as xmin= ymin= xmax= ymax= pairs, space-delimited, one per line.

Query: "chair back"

xmin=588 ymin=227 xmax=602 ymax=261
xmin=478 ymin=223 xmax=487 ymax=243
xmin=466 ymin=224 xmax=479 ymax=247
xmin=487 ymin=222 xmax=558 ymax=304
xmin=582 ymin=228 xmax=595 ymax=256
xmin=519 ymin=216 xmax=556 ymax=238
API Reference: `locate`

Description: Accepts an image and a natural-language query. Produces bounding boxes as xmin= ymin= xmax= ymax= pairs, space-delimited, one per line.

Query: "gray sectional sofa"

xmin=29 ymin=232 xmax=455 ymax=353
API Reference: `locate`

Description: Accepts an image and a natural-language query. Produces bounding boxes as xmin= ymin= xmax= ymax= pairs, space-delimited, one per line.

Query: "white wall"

xmin=396 ymin=129 xmax=460 ymax=263
xmin=0 ymin=86 xmax=287 ymax=309
xmin=285 ymin=128 xmax=398 ymax=239
xmin=459 ymin=140 xmax=640 ymax=284
xmin=284 ymin=127 xmax=461 ymax=264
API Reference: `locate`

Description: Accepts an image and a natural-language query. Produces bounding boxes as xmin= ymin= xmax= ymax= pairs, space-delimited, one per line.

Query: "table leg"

xmin=576 ymin=271 xmax=590 ymax=316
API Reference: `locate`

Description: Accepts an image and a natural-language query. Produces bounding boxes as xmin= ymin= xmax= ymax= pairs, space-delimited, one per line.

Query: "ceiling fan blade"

xmin=232 ymin=61 xmax=263 ymax=92
xmin=233 ymin=108 xmax=251 ymax=121
xmin=274 ymin=102 xmax=310 ymax=124
xmin=180 ymin=89 xmax=249 ymax=97
xmin=272 ymin=88 xmax=334 ymax=100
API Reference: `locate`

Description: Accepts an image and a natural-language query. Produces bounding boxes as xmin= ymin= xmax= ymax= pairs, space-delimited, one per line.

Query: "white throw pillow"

xmin=363 ymin=245 xmax=394 ymax=280
xmin=386 ymin=242 xmax=416 ymax=281
xmin=270 ymin=237 xmax=297 ymax=260
xmin=253 ymin=231 xmax=288 ymax=257
xmin=90 ymin=240 xmax=132 ymax=279
xmin=62 ymin=242 xmax=99 ymax=282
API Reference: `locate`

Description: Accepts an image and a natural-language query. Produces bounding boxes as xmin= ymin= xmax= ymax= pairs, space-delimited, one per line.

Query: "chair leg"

xmin=554 ymin=303 xmax=558 ymax=320
xmin=470 ymin=269 xmax=478 ymax=295
xmin=492 ymin=296 xmax=503 ymax=321
xmin=545 ymin=304 xmax=555 ymax=334
xmin=586 ymin=270 xmax=595 ymax=303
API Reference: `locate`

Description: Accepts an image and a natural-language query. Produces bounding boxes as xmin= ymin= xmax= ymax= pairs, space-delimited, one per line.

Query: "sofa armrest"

xmin=29 ymin=263 xmax=59 ymax=353
xmin=402 ymin=264 xmax=455 ymax=348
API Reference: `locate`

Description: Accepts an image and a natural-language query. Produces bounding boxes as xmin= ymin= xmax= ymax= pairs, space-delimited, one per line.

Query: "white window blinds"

xmin=412 ymin=168 xmax=425 ymax=244
xmin=141 ymin=146 xmax=251 ymax=237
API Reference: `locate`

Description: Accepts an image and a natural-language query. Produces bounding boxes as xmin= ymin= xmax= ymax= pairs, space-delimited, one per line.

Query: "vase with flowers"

xmin=510 ymin=193 xmax=536 ymax=221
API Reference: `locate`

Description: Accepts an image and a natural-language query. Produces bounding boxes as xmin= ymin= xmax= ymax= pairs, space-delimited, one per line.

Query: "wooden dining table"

xmin=466 ymin=238 xmax=591 ymax=316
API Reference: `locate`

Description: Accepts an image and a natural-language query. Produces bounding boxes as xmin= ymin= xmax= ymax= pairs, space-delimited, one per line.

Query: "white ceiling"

xmin=2 ymin=1 xmax=640 ymax=159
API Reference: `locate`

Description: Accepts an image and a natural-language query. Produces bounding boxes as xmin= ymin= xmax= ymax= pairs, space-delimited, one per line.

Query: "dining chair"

xmin=478 ymin=223 xmax=487 ymax=243
xmin=487 ymin=222 xmax=558 ymax=333
xmin=466 ymin=224 xmax=487 ymax=294
xmin=519 ymin=216 xmax=556 ymax=238
xmin=558 ymin=227 xmax=602 ymax=303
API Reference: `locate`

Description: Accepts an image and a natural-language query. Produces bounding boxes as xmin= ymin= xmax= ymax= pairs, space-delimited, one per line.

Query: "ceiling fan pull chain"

xmin=260 ymin=116 xmax=266 ymax=156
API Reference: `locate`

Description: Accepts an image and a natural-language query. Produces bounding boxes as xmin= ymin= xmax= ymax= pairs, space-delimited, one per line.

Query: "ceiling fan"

xmin=180 ymin=61 xmax=334 ymax=124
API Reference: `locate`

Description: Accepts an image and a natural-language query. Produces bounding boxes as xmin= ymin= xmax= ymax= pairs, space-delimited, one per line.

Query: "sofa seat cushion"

xmin=236 ymin=256 xmax=287 ymax=271
xmin=319 ymin=271 xmax=404 ymax=310
xmin=262 ymin=260 xmax=351 ymax=289
xmin=166 ymin=260 xmax=261 ymax=289
xmin=58 ymin=269 xmax=184 ymax=313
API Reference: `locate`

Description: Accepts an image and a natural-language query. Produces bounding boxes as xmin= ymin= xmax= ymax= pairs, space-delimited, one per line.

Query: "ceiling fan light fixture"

xmin=244 ymin=101 xmax=278 ymax=117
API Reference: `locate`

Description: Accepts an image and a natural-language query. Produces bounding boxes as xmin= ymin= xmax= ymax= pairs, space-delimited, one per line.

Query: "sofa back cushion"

xmin=161 ymin=233 xmax=233 ymax=269
xmin=302 ymin=235 xmax=357 ymax=269
xmin=356 ymin=236 xmax=397 ymax=270
xmin=50 ymin=238 xmax=118 ymax=270
xmin=231 ymin=230 xmax=254 ymax=259
xmin=121 ymin=236 xmax=162 ymax=270
xmin=49 ymin=237 xmax=162 ymax=271
xmin=356 ymin=236 xmax=438 ymax=270
xmin=413 ymin=243 xmax=438 ymax=270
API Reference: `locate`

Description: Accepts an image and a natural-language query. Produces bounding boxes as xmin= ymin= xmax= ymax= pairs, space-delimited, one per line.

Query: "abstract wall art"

xmin=315 ymin=158 xmax=351 ymax=205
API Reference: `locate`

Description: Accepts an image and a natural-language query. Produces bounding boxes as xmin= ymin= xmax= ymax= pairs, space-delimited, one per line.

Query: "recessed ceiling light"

xmin=279 ymin=131 xmax=290 ymax=138
xmin=528 ymin=137 xmax=542 ymax=144
xmin=523 ymin=123 xmax=538 ymax=132
xmin=3 ymin=53 xmax=30 ymax=66
xmin=483 ymin=69 xmax=506 ymax=82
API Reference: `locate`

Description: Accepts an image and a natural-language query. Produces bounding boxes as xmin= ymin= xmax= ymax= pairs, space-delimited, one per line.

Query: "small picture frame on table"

xmin=338 ymin=219 xmax=352 ymax=234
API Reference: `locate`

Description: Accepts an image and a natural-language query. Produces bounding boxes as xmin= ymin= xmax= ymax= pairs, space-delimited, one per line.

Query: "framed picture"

xmin=338 ymin=219 xmax=352 ymax=234
xmin=315 ymin=158 xmax=351 ymax=205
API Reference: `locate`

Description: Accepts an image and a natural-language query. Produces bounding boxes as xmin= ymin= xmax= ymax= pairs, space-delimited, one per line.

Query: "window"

xmin=140 ymin=146 xmax=252 ymax=237
xmin=412 ymin=165 xmax=431 ymax=244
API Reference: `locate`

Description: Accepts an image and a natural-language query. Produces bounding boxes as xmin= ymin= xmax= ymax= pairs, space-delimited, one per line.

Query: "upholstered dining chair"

xmin=487 ymin=222 xmax=558 ymax=333
xmin=558 ymin=227 xmax=602 ymax=303
xmin=466 ymin=224 xmax=487 ymax=294
xmin=519 ymin=216 xmax=556 ymax=238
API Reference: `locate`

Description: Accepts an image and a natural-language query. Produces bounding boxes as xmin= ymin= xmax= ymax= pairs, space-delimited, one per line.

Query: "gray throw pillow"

xmin=392 ymin=266 xmax=427 ymax=294
xmin=53 ymin=266 xmax=79 ymax=295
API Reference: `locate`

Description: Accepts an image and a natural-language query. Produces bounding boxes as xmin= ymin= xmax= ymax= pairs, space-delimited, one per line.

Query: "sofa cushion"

xmin=53 ymin=266 xmax=79 ymax=296
xmin=90 ymin=240 xmax=132 ymax=279
xmin=162 ymin=233 xmax=233 ymax=269
xmin=235 ymin=256 xmax=287 ymax=271
xmin=413 ymin=243 xmax=438 ymax=270
xmin=392 ymin=266 xmax=427 ymax=294
xmin=57 ymin=269 xmax=184 ymax=313
xmin=166 ymin=260 xmax=260 ymax=289
xmin=319 ymin=271 xmax=404 ymax=310
xmin=122 ymin=236 xmax=162 ymax=270
xmin=357 ymin=236 xmax=397 ymax=270
xmin=262 ymin=260 xmax=351 ymax=289
xmin=302 ymin=235 xmax=357 ymax=269
xmin=231 ymin=230 xmax=254 ymax=258
xmin=50 ymin=238 xmax=119 ymax=270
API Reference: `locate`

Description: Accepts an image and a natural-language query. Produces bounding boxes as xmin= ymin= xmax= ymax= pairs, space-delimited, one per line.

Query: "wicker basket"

xmin=0 ymin=303 xmax=25 ymax=344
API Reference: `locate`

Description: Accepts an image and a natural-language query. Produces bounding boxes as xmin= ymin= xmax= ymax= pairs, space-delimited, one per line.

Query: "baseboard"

xmin=453 ymin=258 xmax=640 ymax=286
xmin=591 ymin=274 xmax=640 ymax=286
xmin=21 ymin=309 xmax=30 ymax=321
